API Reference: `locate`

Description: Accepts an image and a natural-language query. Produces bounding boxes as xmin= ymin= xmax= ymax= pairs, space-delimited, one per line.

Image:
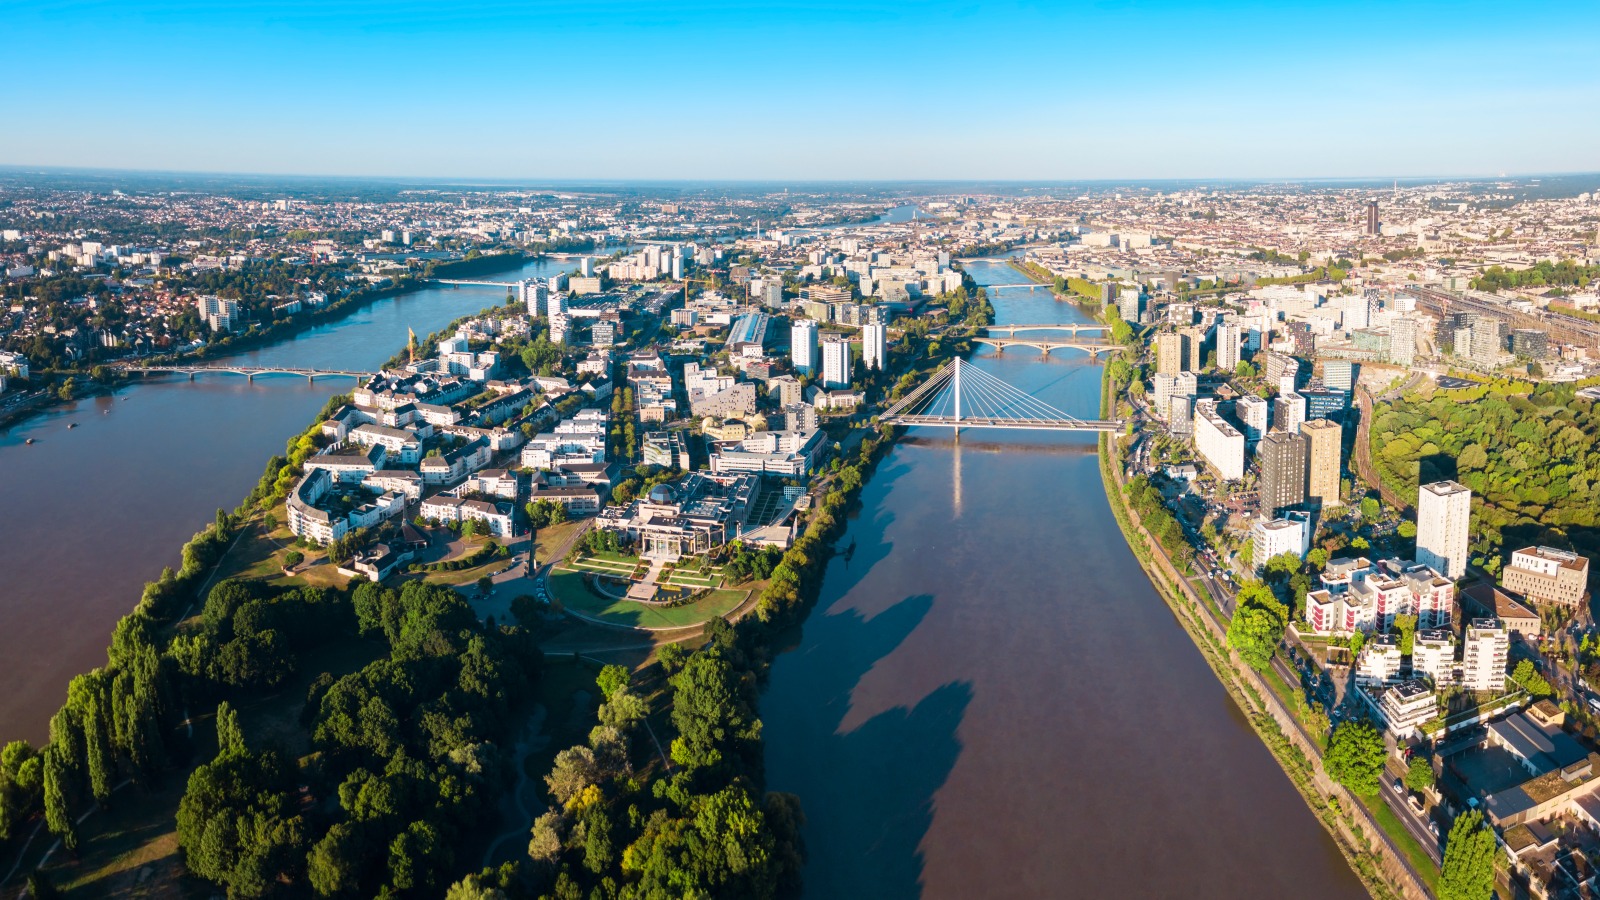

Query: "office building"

xmin=1322 ymin=360 xmax=1355 ymax=392
xmin=1194 ymin=399 xmax=1245 ymax=481
xmin=821 ymin=337 xmax=852 ymax=389
xmin=1300 ymin=418 xmax=1342 ymax=508
xmin=1117 ymin=288 xmax=1143 ymax=323
xmin=862 ymin=323 xmax=888 ymax=371
xmin=1236 ymin=395 xmax=1269 ymax=443
xmin=1503 ymin=547 xmax=1590 ymax=608
xmin=1416 ymin=480 xmax=1471 ymax=579
xmin=1257 ymin=431 xmax=1308 ymax=518
xmin=1461 ymin=619 xmax=1509 ymax=692
xmin=1510 ymin=329 xmax=1548 ymax=360
xmin=1301 ymin=386 xmax=1348 ymax=422
xmin=790 ymin=319 xmax=819 ymax=375
xmin=1365 ymin=201 xmax=1379 ymax=236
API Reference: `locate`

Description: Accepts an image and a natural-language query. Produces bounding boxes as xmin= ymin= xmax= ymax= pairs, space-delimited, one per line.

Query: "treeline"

xmin=1123 ymin=475 xmax=1195 ymax=570
xmin=1471 ymin=259 xmax=1600 ymax=293
xmin=422 ymin=251 xmax=528 ymax=280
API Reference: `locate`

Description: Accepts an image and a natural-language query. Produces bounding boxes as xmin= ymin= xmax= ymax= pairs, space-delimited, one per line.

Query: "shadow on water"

xmin=764 ymin=591 xmax=971 ymax=899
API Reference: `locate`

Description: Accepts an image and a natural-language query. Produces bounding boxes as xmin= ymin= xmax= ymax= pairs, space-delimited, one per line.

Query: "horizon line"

xmin=1 ymin=163 xmax=1595 ymax=189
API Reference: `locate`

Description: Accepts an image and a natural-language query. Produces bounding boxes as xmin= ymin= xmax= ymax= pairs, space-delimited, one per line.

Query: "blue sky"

xmin=1 ymin=0 xmax=1596 ymax=180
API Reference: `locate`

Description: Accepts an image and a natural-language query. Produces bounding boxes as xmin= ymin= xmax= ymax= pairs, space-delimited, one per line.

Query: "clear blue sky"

xmin=2 ymin=0 xmax=1596 ymax=180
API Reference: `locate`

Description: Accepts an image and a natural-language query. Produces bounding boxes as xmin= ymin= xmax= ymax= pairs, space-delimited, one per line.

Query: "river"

xmin=0 ymin=256 xmax=579 ymax=745
xmin=759 ymin=259 xmax=1367 ymax=898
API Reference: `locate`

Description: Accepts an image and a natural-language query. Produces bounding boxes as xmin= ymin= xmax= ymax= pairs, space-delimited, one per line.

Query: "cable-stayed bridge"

xmin=879 ymin=358 xmax=1123 ymax=432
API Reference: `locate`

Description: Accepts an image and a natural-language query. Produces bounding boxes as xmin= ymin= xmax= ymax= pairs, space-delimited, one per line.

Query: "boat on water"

xmin=67 ymin=422 xmax=77 ymax=429
xmin=25 ymin=437 xmax=34 ymax=444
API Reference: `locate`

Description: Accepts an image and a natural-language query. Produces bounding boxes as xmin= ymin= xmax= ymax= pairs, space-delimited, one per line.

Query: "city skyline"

xmin=3 ymin=0 xmax=1597 ymax=180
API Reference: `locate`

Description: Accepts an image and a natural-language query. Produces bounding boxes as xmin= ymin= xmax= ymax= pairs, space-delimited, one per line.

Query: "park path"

xmin=481 ymin=706 xmax=549 ymax=869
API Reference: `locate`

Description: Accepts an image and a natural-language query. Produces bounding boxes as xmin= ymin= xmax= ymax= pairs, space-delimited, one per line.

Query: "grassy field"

xmin=1363 ymin=796 xmax=1441 ymax=892
xmin=547 ymin=569 xmax=746 ymax=629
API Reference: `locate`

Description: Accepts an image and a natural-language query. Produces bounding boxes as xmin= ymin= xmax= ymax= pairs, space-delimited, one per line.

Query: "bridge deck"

xmin=884 ymin=414 xmax=1122 ymax=432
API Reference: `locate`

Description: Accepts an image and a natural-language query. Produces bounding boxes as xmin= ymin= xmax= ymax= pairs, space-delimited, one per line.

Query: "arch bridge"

xmin=969 ymin=336 xmax=1117 ymax=358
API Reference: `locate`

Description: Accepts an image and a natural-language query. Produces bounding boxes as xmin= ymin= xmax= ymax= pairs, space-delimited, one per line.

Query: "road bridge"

xmin=120 ymin=365 xmax=375 ymax=383
xmin=984 ymin=323 xmax=1111 ymax=337
xmin=429 ymin=279 xmax=520 ymax=288
xmin=970 ymin=336 xmax=1116 ymax=358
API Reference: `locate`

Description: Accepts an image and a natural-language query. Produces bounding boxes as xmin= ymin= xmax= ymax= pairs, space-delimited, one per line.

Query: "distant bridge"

xmin=970 ymin=336 xmax=1117 ymax=358
xmin=987 ymin=282 xmax=1052 ymax=291
xmin=429 ymin=279 xmax=521 ymax=288
xmin=984 ymin=323 xmax=1111 ymax=337
xmin=879 ymin=358 xmax=1123 ymax=433
xmin=121 ymin=365 xmax=375 ymax=383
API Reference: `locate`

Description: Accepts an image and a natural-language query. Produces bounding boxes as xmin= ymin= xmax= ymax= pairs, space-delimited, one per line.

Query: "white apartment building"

xmin=1356 ymin=635 xmax=1404 ymax=686
xmin=1375 ymin=679 xmax=1438 ymax=739
xmin=791 ymin=319 xmax=819 ymax=375
xmin=1193 ymin=399 xmax=1245 ymax=481
xmin=1417 ymin=480 xmax=1471 ymax=580
xmin=862 ymin=323 xmax=888 ymax=371
xmin=1301 ymin=558 xmax=1455 ymax=635
xmin=1216 ymin=322 xmax=1242 ymax=372
xmin=1461 ymin=618 xmax=1509 ymax=693
xmin=420 ymin=494 xmax=515 ymax=537
xmin=1236 ymin=395 xmax=1269 ymax=443
xmin=1411 ymin=629 xmax=1456 ymax=684
xmin=821 ymin=337 xmax=852 ymax=389
xmin=1252 ymin=515 xmax=1310 ymax=570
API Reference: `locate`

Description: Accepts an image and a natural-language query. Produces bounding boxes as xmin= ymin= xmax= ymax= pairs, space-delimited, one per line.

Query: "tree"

xmin=1397 ymin=521 xmax=1417 ymax=540
xmin=41 ymin=745 xmax=76 ymax=852
xmin=656 ymin=641 xmax=687 ymax=674
xmin=545 ymin=746 xmax=598 ymax=808
xmin=1438 ymin=810 xmax=1497 ymax=900
xmin=1227 ymin=581 xmax=1286 ymax=672
xmin=283 ymin=549 xmax=303 ymax=569
xmin=1359 ymin=497 xmax=1380 ymax=521
xmin=1511 ymin=659 xmax=1553 ymax=697
xmin=1404 ymin=755 xmax=1435 ymax=792
xmin=1324 ymin=720 xmax=1386 ymax=795
xmin=0 ymin=741 xmax=43 ymax=841
xmin=669 ymin=652 xmax=752 ymax=773
xmin=1393 ymin=614 xmax=1418 ymax=656
xmin=595 ymin=664 xmax=631 ymax=702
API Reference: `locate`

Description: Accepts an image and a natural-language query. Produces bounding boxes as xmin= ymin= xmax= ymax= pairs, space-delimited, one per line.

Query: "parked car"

xmin=1391 ymin=780 xmax=1405 ymax=796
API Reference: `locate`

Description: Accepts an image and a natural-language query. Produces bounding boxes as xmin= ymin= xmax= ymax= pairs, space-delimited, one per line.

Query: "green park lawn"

xmin=547 ymin=569 xmax=746 ymax=629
